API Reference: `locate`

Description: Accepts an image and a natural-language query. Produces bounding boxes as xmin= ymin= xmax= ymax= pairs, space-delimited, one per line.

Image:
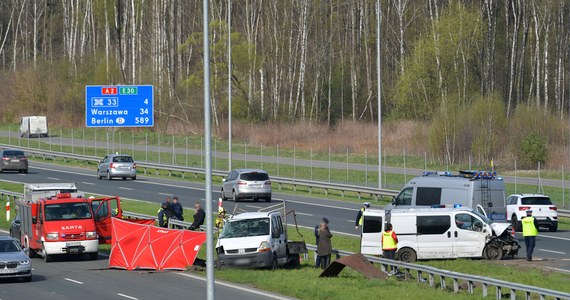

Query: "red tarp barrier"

xmin=109 ymin=218 xmax=206 ymax=271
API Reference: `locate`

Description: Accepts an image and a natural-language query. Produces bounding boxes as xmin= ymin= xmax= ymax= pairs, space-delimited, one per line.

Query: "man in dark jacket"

xmin=171 ymin=196 xmax=184 ymax=221
xmin=316 ymin=220 xmax=333 ymax=269
xmin=314 ymin=217 xmax=330 ymax=267
xmin=189 ymin=203 xmax=205 ymax=230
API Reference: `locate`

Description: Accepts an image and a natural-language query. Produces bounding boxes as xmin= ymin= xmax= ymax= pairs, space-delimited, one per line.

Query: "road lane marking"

xmin=540 ymin=234 xmax=570 ymax=242
xmin=176 ymin=273 xmax=294 ymax=300
xmin=246 ymin=205 xmax=262 ymax=209
xmin=294 ymin=212 xmax=313 ymax=216
xmin=119 ymin=187 xmax=133 ymax=191
xmin=117 ymin=293 xmax=139 ymax=300
xmin=158 ymin=192 xmax=172 ymax=196
xmin=81 ymin=181 xmax=95 ymax=185
xmin=296 ymin=224 xmax=359 ymax=237
xmin=47 ymin=177 xmax=60 ymax=180
xmin=64 ymin=278 xmax=84 ymax=285
xmin=347 ymin=220 xmax=354 ymax=222
xmin=538 ymin=249 xmax=566 ymax=255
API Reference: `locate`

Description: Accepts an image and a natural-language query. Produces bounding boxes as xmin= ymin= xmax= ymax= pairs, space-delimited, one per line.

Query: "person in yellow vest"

xmin=382 ymin=223 xmax=399 ymax=274
xmin=355 ymin=202 xmax=371 ymax=230
xmin=521 ymin=210 xmax=539 ymax=261
xmin=215 ymin=209 xmax=227 ymax=235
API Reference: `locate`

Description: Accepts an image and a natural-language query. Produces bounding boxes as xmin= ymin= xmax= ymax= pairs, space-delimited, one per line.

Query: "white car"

xmin=506 ymin=194 xmax=558 ymax=232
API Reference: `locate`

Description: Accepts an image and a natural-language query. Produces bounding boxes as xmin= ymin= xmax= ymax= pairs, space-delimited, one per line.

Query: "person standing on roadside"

xmin=215 ymin=209 xmax=227 ymax=235
xmin=171 ymin=196 xmax=184 ymax=221
xmin=157 ymin=197 xmax=173 ymax=227
xmin=522 ymin=210 xmax=539 ymax=261
xmin=382 ymin=223 xmax=398 ymax=274
xmin=314 ymin=217 xmax=329 ymax=267
xmin=316 ymin=220 xmax=333 ymax=269
xmin=355 ymin=202 xmax=371 ymax=230
xmin=189 ymin=202 xmax=205 ymax=230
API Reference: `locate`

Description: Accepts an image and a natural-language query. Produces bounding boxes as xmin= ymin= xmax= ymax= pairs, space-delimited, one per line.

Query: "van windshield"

xmin=220 ymin=218 xmax=270 ymax=238
xmin=471 ymin=210 xmax=493 ymax=225
xmin=45 ymin=203 xmax=92 ymax=221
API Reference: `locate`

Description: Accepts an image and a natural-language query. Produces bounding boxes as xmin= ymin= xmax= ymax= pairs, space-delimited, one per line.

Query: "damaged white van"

xmin=360 ymin=206 xmax=519 ymax=262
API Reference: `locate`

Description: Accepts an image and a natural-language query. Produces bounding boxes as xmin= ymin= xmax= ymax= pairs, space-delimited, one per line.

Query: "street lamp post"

xmin=227 ymin=0 xmax=232 ymax=171
xmin=376 ymin=0 xmax=382 ymax=190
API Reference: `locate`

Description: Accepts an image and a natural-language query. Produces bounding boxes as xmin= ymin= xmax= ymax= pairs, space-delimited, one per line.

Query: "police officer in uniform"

xmin=521 ymin=209 xmax=539 ymax=261
xmin=355 ymin=202 xmax=371 ymax=230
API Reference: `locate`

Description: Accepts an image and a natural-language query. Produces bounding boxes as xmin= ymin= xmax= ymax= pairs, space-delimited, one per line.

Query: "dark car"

xmin=9 ymin=213 xmax=21 ymax=244
xmin=0 ymin=150 xmax=28 ymax=173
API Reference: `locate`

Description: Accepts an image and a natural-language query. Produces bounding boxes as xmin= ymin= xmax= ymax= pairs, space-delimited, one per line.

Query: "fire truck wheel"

xmin=43 ymin=253 xmax=52 ymax=263
xmin=88 ymin=252 xmax=99 ymax=260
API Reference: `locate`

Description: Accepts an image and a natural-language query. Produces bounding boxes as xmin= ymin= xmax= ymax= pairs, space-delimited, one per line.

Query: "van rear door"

xmin=415 ymin=214 xmax=453 ymax=259
xmin=360 ymin=214 xmax=383 ymax=255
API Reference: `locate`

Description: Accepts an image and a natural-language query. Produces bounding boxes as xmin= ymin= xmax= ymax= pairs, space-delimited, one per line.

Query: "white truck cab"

xmin=361 ymin=206 xmax=519 ymax=262
xmin=216 ymin=211 xmax=305 ymax=269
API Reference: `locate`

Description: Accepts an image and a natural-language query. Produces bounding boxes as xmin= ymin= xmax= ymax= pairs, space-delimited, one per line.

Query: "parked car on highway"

xmin=0 ymin=236 xmax=32 ymax=282
xmin=221 ymin=169 xmax=271 ymax=202
xmin=9 ymin=213 xmax=21 ymax=243
xmin=97 ymin=154 xmax=137 ymax=180
xmin=0 ymin=150 xmax=28 ymax=174
xmin=506 ymin=194 xmax=558 ymax=232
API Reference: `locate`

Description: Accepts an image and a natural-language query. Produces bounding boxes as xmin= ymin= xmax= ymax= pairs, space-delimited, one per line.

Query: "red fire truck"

xmin=16 ymin=192 xmax=122 ymax=262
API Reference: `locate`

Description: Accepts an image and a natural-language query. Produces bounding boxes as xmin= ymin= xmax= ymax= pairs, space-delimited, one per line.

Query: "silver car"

xmin=221 ymin=169 xmax=272 ymax=202
xmin=0 ymin=236 xmax=32 ymax=282
xmin=97 ymin=154 xmax=137 ymax=180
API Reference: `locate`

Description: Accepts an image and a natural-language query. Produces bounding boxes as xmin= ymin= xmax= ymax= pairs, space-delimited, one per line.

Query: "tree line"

xmin=0 ymin=0 xmax=569 ymax=132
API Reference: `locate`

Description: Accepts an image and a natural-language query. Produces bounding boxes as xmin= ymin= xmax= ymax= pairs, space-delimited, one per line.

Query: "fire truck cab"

xmin=17 ymin=183 xmax=123 ymax=262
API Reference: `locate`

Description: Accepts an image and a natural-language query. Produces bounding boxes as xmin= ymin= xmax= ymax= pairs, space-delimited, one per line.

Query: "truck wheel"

xmin=23 ymin=169 xmax=28 ymax=174
xmin=397 ymin=248 xmax=417 ymax=263
xmin=512 ymin=215 xmax=522 ymax=232
xmin=88 ymin=252 xmax=98 ymax=260
xmin=549 ymin=224 xmax=558 ymax=232
xmin=26 ymin=240 xmax=36 ymax=258
xmin=484 ymin=243 xmax=503 ymax=260
xmin=122 ymin=177 xmax=127 ymax=180
xmin=43 ymin=253 xmax=52 ymax=263
xmin=265 ymin=197 xmax=272 ymax=203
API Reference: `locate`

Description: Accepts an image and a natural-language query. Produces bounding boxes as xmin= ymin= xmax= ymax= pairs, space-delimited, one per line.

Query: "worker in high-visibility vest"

xmin=355 ymin=202 xmax=371 ymax=230
xmin=382 ymin=223 xmax=399 ymax=274
xmin=521 ymin=210 xmax=539 ymax=261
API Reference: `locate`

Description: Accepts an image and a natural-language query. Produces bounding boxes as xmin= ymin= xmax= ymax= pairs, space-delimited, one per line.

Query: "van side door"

xmin=270 ymin=215 xmax=287 ymax=261
xmin=360 ymin=214 xmax=383 ymax=255
xmin=415 ymin=215 xmax=453 ymax=259
xmin=452 ymin=212 xmax=487 ymax=258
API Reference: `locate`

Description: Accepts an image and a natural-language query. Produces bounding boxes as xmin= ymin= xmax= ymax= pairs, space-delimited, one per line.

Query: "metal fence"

xmin=305 ymin=245 xmax=570 ymax=300
xmin=0 ymin=143 xmax=399 ymax=199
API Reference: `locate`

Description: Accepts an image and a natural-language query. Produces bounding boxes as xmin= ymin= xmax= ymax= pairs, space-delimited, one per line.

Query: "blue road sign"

xmin=85 ymin=85 xmax=154 ymax=127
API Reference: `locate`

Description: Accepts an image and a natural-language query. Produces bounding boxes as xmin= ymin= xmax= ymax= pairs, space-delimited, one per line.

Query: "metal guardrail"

xmin=0 ymin=143 xmax=399 ymax=199
xmin=559 ymin=209 xmax=570 ymax=218
xmin=306 ymin=245 xmax=570 ymax=300
xmin=122 ymin=211 xmax=157 ymax=220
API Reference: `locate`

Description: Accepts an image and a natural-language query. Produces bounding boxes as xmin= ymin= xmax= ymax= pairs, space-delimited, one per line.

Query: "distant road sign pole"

xmin=376 ymin=0 xmax=382 ymax=190
xmin=203 ymin=0 xmax=215 ymax=299
xmin=85 ymin=85 xmax=154 ymax=128
xmin=227 ymin=0 xmax=232 ymax=172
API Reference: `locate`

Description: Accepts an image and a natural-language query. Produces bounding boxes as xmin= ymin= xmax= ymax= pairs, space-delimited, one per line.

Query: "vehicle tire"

xmin=25 ymin=240 xmax=36 ymax=258
xmin=271 ymin=255 xmax=278 ymax=270
xmin=43 ymin=253 xmax=52 ymax=263
xmin=265 ymin=197 xmax=272 ymax=203
xmin=107 ymin=171 xmax=112 ymax=181
xmin=132 ymin=176 xmax=137 ymax=180
xmin=232 ymin=190 xmax=238 ymax=202
xmin=512 ymin=215 xmax=522 ymax=232
xmin=23 ymin=169 xmax=28 ymax=174
xmin=483 ymin=243 xmax=503 ymax=260
xmin=287 ymin=254 xmax=300 ymax=268
xmin=220 ymin=189 xmax=228 ymax=201
xmin=397 ymin=248 xmax=417 ymax=263
xmin=97 ymin=171 xmax=102 ymax=180
xmin=88 ymin=252 xmax=98 ymax=260
xmin=122 ymin=177 xmax=127 ymax=180
xmin=549 ymin=224 xmax=558 ymax=232
xmin=22 ymin=275 xmax=32 ymax=282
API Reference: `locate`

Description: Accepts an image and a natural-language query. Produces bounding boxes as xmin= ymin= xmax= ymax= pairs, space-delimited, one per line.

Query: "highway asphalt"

xmin=0 ymin=131 xmax=567 ymax=189
xmin=0 ymin=161 xmax=569 ymax=272
xmin=0 ymin=231 xmax=292 ymax=300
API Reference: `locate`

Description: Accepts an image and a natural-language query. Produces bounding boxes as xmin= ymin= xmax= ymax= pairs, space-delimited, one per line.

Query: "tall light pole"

xmin=227 ymin=0 xmax=232 ymax=171
xmin=376 ymin=0 xmax=382 ymax=189
xmin=202 ymin=0 xmax=215 ymax=299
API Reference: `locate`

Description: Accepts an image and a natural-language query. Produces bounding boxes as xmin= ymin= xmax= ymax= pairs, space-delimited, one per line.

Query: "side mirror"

xmin=99 ymin=160 xmax=103 ymax=164
xmin=31 ymin=217 xmax=37 ymax=224
xmin=391 ymin=197 xmax=396 ymax=206
xmin=222 ymin=178 xmax=226 ymax=182
xmin=272 ymin=231 xmax=280 ymax=239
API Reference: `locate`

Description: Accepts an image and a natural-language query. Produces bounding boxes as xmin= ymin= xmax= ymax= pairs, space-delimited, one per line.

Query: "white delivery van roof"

xmin=365 ymin=207 xmax=473 ymax=216
xmin=25 ymin=183 xmax=77 ymax=192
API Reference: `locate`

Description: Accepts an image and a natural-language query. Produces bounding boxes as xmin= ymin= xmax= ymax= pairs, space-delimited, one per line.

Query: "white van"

xmin=216 ymin=211 xmax=306 ymax=269
xmin=19 ymin=116 xmax=48 ymax=138
xmin=390 ymin=171 xmax=507 ymax=220
xmin=360 ymin=207 xmax=519 ymax=262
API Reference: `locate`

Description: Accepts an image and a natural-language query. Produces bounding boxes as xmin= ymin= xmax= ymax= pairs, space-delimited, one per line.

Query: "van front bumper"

xmin=43 ymin=240 xmax=99 ymax=255
xmin=217 ymin=251 xmax=273 ymax=268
